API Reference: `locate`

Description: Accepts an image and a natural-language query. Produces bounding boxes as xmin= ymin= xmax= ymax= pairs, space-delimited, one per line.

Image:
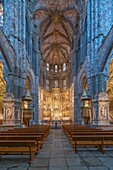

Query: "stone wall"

xmin=75 ymin=0 xmax=113 ymax=123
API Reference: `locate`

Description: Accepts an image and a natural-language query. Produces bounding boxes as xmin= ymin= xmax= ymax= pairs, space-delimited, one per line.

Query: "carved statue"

xmin=98 ymin=92 xmax=109 ymax=124
xmin=100 ymin=106 xmax=106 ymax=117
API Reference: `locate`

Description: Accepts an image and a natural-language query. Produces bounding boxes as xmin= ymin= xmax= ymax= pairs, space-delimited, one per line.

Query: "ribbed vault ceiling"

xmin=34 ymin=0 xmax=80 ymax=65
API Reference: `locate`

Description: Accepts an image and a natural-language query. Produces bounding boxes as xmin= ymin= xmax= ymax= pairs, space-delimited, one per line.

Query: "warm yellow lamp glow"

xmin=23 ymin=101 xmax=29 ymax=109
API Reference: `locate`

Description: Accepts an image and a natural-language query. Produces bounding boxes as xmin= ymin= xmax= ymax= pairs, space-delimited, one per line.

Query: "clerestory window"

xmin=0 ymin=2 xmax=3 ymax=26
xmin=63 ymin=63 xmax=66 ymax=71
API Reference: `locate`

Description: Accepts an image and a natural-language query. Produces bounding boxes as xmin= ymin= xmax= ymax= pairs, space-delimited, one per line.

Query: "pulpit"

xmin=81 ymin=89 xmax=91 ymax=125
xmin=22 ymin=90 xmax=32 ymax=126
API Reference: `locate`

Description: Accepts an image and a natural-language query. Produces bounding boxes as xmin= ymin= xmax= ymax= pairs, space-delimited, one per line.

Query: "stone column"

xmin=29 ymin=14 xmax=33 ymax=63
xmin=74 ymin=76 xmax=80 ymax=123
xmin=8 ymin=73 xmax=15 ymax=93
xmin=34 ymin=76 xmax=39 ymax=123
xmin=4 ymin=0 xmax=15 ymax=46
xmin=73 ymin=34 xmax=79 ymax=123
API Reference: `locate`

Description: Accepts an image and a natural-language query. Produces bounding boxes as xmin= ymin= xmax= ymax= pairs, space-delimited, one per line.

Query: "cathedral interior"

xmin=0 ymin=0 xmax=113 ymax=126
xmin=1 ymin=1 xmax=113 ymax=169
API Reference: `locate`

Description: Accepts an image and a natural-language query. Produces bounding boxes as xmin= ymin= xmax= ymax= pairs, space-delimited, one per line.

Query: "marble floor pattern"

xmin=1 ymin=129 xmax=113 ymax=170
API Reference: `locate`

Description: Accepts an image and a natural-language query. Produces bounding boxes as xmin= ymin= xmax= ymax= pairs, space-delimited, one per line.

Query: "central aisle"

xmin=29 ymin=129 xmax=81 ymax=170
xmin=29 ymin=129 xmax=113 ymax=170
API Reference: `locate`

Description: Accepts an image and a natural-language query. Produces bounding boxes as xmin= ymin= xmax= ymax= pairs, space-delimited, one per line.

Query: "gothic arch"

xmin=0 ymin=30 xmax=14 ymax=72
xmin=98 ymin=26 xmax=113 ymax=72
xmin=78 ymin=72 xmax=87 ymax=95
xmin=26 ymin=68 xmax=35 ymax=93
xmin=78 ymin=58 xmax=87 ymax=95
xmin=33 ymin=3 xmax=80 ymax=16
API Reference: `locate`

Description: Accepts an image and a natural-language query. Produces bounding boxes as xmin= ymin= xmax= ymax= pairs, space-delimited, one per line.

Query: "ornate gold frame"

xmin=42 ymin=87 xmax=70 ymax=119
xmin=0 ymin=60 xmax=6 ymax=114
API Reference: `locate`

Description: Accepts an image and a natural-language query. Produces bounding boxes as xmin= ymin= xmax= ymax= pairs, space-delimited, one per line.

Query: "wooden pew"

xmin=69 ymin=130 xmax=113 ymax=142
xmin=0 ymin=132 xmax=44 ymax=150
xmin=0 ymin=125 xmax=50 ymax=149
xmin=0 ymin=125 xmax=50 ymax=162
xmin=72 ymin=134 xmax=113 ymax=153
xmin=62 ymin=124 xmax=113 ymax=154
xmin=0 ymin=136 xmax=39 ymax=163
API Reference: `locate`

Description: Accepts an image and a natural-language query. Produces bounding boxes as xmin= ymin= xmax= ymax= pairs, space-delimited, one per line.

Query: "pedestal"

xmin=23 ymin=109 xmax=33 ymax=126
xmin=84 ymin=117 xmax=90 ymax=125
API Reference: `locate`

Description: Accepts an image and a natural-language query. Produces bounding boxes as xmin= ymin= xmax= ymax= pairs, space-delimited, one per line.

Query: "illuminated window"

xmin=55 ymin=65 xmax=58 ymax=72
xmin=63 ymin=79 xmax=66 ymax=91
xmin=0 ymin=2 xmax=3 ymax=26
xmin=54 ymin=80 xmax=58 ymax=87
xmin=46 ymin=63 xmax=49 ymax=71
xmin=46 ymin=79 xmax=49 ymax=90
xmin=63 ymin=63 xmax=66 ymax=71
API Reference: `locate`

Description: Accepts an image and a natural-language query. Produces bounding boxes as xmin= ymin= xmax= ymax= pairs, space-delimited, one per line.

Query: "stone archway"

xmin=77 ymin=68 xmax=88 ymax=123
xmin=26 ymin=68 xmax=35 ymax=93
xmin=26 ymin=76 xmax=30 ymax=91
xmin=0 ymin=30 xmax=14 ymax=72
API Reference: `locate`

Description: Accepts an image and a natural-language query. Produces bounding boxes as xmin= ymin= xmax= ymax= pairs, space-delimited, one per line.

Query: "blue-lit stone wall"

xmin=75 ymin=0 xmax=113 ymax=124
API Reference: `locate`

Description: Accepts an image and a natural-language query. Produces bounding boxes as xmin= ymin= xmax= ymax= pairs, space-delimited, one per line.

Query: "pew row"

xmin=62 ymin=124 xmax=113 ymax=153
xmin=0 ymin=125 xmax=50 ymax=163
xmin=72 ymin=135 xmax=113 ymax=153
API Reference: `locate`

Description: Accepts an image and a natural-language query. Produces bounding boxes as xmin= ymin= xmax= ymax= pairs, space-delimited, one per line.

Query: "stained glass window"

xmin=0 ymin=3 xmax=3 ymax=26
xmin=55 ymin=65 xmax=58 ymax=72
xmin=46 ymin=63 xmax=49 ymax=71
xmin=63 ymin=63 xmax=66 ymax=71
xmin=54 ymin=80 xmax=58 ymax=87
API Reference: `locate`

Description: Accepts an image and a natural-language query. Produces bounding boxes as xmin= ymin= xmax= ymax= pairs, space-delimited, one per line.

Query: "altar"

xmin=39 ymin=87 xmax=70 ymax=120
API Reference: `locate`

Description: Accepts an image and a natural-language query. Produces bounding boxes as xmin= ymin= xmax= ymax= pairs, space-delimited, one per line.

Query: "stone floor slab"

xmin=78 ymin=151 xmax=94 ymax=157
xmin=66 ymin=157 xmax=85 ymax=166
xmin=105 ymin=165 xmax=113 ymax=170
xmin=69 ymin=166 xmax=88 ymax=170
xmin=89 ymin=166 xmax=109 ymax=170
xmin=50 ymin=151 xmax=64 ymax=157
xmin=49 ymin=167 xmax=68 ymax=170
xmin=98 ymin=157 xmax=113 ymax=166
xmin=49 ymin=158 xmax=66 ymax=166
xmin=83 ymin=157 xmax=102 ymax=166
xmin=29 ymin=168 xmax=48 ymax=170
xmin=106 ymin=150 xmax=113 ymax=157
xmin=92 ymin=151 xmax=109 ymax=157
xmin=31 ymin=158 xmax=49 ymax=167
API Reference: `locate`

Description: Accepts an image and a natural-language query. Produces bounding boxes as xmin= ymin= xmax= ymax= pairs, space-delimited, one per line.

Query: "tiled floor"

xmin=29 ymin=129 xmax=113 ymax=170
xmin=1 ymin=129 xmax=113 ymax=170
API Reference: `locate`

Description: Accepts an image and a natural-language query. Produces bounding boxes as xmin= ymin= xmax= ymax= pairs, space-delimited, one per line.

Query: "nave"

xmin=1 ymin=127 xmax=113 ymax=170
